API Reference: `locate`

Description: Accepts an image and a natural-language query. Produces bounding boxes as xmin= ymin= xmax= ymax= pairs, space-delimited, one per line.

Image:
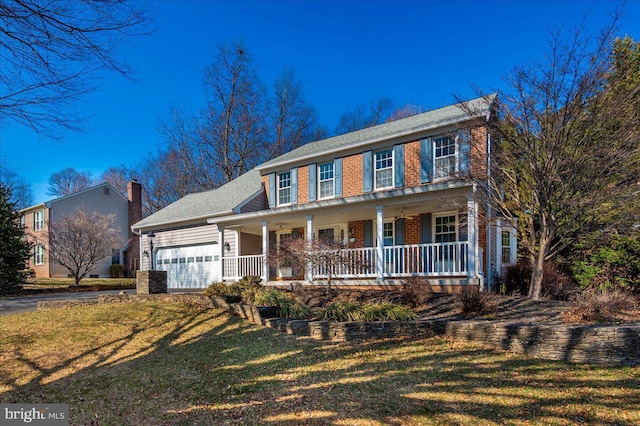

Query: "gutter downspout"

xmin=132 ymin=227 xmax=142 ymax=272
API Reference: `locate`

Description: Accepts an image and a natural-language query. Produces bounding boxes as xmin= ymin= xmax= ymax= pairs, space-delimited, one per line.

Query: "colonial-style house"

xmin=131 ymin=95 xmax=517 ymax=292
xmin=21 ymin=181 xmax=142 ymax=277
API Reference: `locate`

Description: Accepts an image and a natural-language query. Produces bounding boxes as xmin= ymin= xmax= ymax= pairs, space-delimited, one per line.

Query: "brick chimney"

xmin=127 ymin=180 xmax=143 ymax=272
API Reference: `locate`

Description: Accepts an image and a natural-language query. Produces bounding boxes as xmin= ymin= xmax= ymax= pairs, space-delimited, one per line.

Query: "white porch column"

xmin=466 ymin=194 xmax=479 ymax=284
xmin=306 ymin=215 xmax=314 ymax=283
xmin=376 ymin=205 xmax=384 ymax=284
xmin=216 ymin=225 xmax=225 ymax=282
xmin=261 ymin=221 xmax=269 ymax=283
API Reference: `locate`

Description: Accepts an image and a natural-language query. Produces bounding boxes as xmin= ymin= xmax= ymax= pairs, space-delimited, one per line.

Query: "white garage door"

xmin=155 ymin=245 xmax=219 ymax=289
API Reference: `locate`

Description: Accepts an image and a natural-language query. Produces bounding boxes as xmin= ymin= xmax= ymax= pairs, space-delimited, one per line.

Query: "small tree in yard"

xmin=39 ymin=209 xmax=123 ymax=285
xmin=271 ymin=237 xmax=368 ymax=293
xmin=0 ymin=184 xmax=31 ymax=295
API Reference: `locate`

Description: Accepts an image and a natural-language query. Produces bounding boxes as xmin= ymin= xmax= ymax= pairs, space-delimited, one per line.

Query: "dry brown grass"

xmin=1 ymin=302 xmax=638 ymax=425
xmin=562 ymin=288 xmax=640 ymax=324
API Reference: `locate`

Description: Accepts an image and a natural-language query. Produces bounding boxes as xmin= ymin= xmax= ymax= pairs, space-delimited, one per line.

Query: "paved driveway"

xmin=0 ymin=290 xmax=126 ymax=316
xmin=0 ymin=288 xmax=202 ymax=316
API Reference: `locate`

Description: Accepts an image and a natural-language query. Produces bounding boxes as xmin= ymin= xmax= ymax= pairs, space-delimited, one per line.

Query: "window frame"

xmin=34 ymin=245 xmax=45 ymax=265
xmin=318 ymin=162 xmax=335 ymax=200
xmin=433 ymin=135 xmax=457 ymax=180
xmin=374 ymin=149 xmax=394 ymax=190
xmin=277 ymin=171 xmax=292 ymax=206
xmin=34 ymin=210 xmax=45 ymax=231
xmin=433 ymin=213 xmax=458 ymax=243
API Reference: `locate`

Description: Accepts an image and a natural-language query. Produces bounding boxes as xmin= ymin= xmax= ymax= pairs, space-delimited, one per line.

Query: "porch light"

xmin=224 ymin=242 xmax=231 ymax=252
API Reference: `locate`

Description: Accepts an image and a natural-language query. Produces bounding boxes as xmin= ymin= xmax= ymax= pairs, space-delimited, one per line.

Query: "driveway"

xmin=0 ymin=290 xmax=127 ymax=316
xmin=0 ymin=288 xmax=203 ymax=316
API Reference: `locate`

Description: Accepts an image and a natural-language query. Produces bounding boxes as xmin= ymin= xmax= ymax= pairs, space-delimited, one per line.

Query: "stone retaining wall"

xmin=37 ymin=294 xmax=640 ymax=366
xmin=208 ymin=296 xmax=640 ymax=366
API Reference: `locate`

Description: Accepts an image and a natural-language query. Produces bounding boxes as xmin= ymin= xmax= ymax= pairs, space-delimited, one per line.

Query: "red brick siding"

xmin=405 ymin=140 xmax=421 ymax=188
xmin=297 ymin=166 xmax=309 ymax=205
xmin=342 ymin=153 xmax=363 ymax=197
xmin=260 ymin=175 xmax=271 ymax=207
xmin=471 ymin=126 xmax=488 ymax=178
xmin=348 ymin=220 xmax=366 ymax=247
xmin=404 ymin=215 xmax=422 ymax=245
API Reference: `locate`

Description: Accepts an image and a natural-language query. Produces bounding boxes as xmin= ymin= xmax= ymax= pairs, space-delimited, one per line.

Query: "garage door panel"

xmin=155 ymin=244 xmax=218 ymax=288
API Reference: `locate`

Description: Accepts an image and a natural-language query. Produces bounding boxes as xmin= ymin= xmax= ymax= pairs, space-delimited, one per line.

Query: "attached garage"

xmin=155 ymin=244 xmax=219 ymax=289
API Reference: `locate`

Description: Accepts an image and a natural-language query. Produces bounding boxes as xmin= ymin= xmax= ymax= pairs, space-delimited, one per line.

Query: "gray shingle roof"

xmin=132 ymin=169 xmax=262 ymax=230
xmin=257 ymin=94 xmax=495 ymax=170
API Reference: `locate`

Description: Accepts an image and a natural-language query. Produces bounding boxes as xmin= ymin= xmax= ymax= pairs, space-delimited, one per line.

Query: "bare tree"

xmin=386 ymin=104 xmax=423 ymax=122
xmin=0 ymin=162 xmax=34 ymax=209
xmin=270 ymin=237 xmax=369 ymax=293
xmin=334 ymin=97 xmax=394 ymax=134
xmin=268 ymin=68 xmax=325 ymax=158
xmin=0 ymin=0 xmax=154 ymax=138
xmin=38 ymin=209 xmax=123 ymax=285
xmin=462 ymin=23 xmax=640 ymax=299
xmin=198 ymin=40 xmax=268 ymax=185
xmin=47 ymin=167 xmax=94 ymax=196
xmin=100 ymin=166 xmax=135 ymax=197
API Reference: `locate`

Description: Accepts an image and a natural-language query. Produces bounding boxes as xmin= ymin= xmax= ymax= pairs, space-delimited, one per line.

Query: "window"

xmin=204 ymin=256 xmax=213 ymax=262
xmin=34 ymin=245 xmax=45 ymax=265
xmin=20 ymin=215 xmax=25 ymax=227
xmin=111 ymin=249 xmax=120 ymax=265
xmin=196 ymin=256 xmax=203 ymax=262
xmin=318 ymin=162 xmax=334 ymax=199
xmin=501 ymin=230 xmax=512 ymax=264
xmin=383 ymin=222 xmax=394 ymax=246
xmin=34 ymin=210 xmax=45 ymax=231
xmin=187 ymin=257 xmax=195 ymax=263
xmin=434 ymin=136 xmax=455 ymax=179
xmin=435 ymin=215 xmax=457 ymax=242
xmin=374 ymin=149 xmax=393 ymax=189
xmin=278 ymin=172 xmax=291 ymax=205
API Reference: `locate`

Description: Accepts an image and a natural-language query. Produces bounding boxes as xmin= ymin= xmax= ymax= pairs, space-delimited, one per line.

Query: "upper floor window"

xmin=34 ymin=245 xmax=45 ymax=265
xmin=435 ymin=215 xmax=457 ymax=242
xmin=434 ymin=136 xmax=455 ymax=179
xmin=375 ymin=149 xmax=393 ymax=190
xmin=34 ymin=210 xmax=45 ymax=231
xmin=278 ymin=172 xmax=291 ymax=205
xmin=20 ymin=215 xmax=25 ymax=227
xmin=501 ymin=230 xmax=512 ymax=264
xmin=318 ymin=162 xmax=334 ymax=199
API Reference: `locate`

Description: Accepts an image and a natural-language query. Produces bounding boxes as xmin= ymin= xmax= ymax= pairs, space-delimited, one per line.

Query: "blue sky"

xmin=1 ymin=0 xmax=638 ymax=204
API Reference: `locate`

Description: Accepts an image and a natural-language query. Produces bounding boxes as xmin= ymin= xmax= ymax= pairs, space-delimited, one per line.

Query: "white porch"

xmin=221 ymin=242 xmax=483 ymax=282
xmin=215 ymin=186 xmax=485 ymax=286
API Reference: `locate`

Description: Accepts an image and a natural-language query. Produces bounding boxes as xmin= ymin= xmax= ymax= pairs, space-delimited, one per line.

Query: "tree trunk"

xmin=74 ymin=275 xmax=81 ymax=286
xmin=528 ymin=250 xmax=545 ymax=300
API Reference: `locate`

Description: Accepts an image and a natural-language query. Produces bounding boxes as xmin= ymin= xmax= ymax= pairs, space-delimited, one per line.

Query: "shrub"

xmin=458 ymin=287 xmax=498 ymax=317
xmin=110 ymin=264 xmax=126 ymax=278
xmin=320 ymin=301 xmax=365 ymax=322
xmin=571 ymin=236 xmax=640 ymax=293
xmin=361 ymin=303 xmax=416 ymax=321
xmin=503 ymin=261 xmax=574 ymax=300
xmin=320 ymin=301 xmax=416 ymax=322
xmin=253 ymin=288 xmax=310 ymax=319
xmin=562 ymin=288 xmax=638 ymax=323
xmin=203 ymin=276 xmax=263 ymax=303
xmin=400 ymin=276 xmax=433 ymax=308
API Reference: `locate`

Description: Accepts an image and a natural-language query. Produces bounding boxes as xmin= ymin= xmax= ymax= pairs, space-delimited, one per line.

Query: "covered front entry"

xmin=155 ymin=244 xmax=219 ymax=288
xmin=213 ymin=186 xmax=486 ymax=286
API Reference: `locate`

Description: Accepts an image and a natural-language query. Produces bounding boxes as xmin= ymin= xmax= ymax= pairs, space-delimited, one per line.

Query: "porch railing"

xmin=384 ymin=242 xmax=468 ymax=276
xmin=222 ymin=242 xmax=474 ymax=281
xmin=222 ymin=255 xmax=264 ymax=281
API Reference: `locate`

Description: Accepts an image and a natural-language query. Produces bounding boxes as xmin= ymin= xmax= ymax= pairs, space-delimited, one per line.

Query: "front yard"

xmin=1 ymin=302 xmax=638 ymax=425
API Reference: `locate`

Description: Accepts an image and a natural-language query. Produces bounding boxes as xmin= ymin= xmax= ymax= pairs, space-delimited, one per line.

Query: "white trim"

xmin=374 ymin=148 xmax=394 ymax=191
xmin=277 ymin=171 xmax=292 ymax=207
xmin=317 ymin=162 xmax=335 ymax=200
xmin=432 ymin=210 xmax=459 ymax=242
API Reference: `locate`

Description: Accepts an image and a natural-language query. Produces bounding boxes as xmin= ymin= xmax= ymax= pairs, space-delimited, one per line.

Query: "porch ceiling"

xmin=227 ymin=186 xmax=473 ymax=236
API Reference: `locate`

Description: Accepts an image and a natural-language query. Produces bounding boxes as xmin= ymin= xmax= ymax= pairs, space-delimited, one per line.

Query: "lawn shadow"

xmin=1 ymin=302 xmax=638 ymax=425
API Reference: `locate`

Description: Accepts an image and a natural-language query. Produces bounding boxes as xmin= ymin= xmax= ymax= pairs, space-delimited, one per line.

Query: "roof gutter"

xmin=132 ymin=209 xmax=235 ymax=232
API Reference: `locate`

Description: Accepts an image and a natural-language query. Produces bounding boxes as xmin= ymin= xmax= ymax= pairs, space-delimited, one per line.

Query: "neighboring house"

xmin=132 ymin=95 xmax=517 ymax=292
xmin=21 ymin=181 xmax=142 ymax=278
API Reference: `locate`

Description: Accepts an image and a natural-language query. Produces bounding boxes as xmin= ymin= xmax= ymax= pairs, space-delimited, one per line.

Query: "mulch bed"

xmin=12 ymin=284 xmax=136 ymax=296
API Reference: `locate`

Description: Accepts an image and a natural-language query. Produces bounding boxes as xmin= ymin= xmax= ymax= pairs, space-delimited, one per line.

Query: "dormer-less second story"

xmin=257 ymin=95 xmax=494 ymax=209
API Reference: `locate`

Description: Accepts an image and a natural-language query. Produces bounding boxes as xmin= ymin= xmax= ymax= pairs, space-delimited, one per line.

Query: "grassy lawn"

xmin=1 ymin=303 xmax=638 ymax=425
